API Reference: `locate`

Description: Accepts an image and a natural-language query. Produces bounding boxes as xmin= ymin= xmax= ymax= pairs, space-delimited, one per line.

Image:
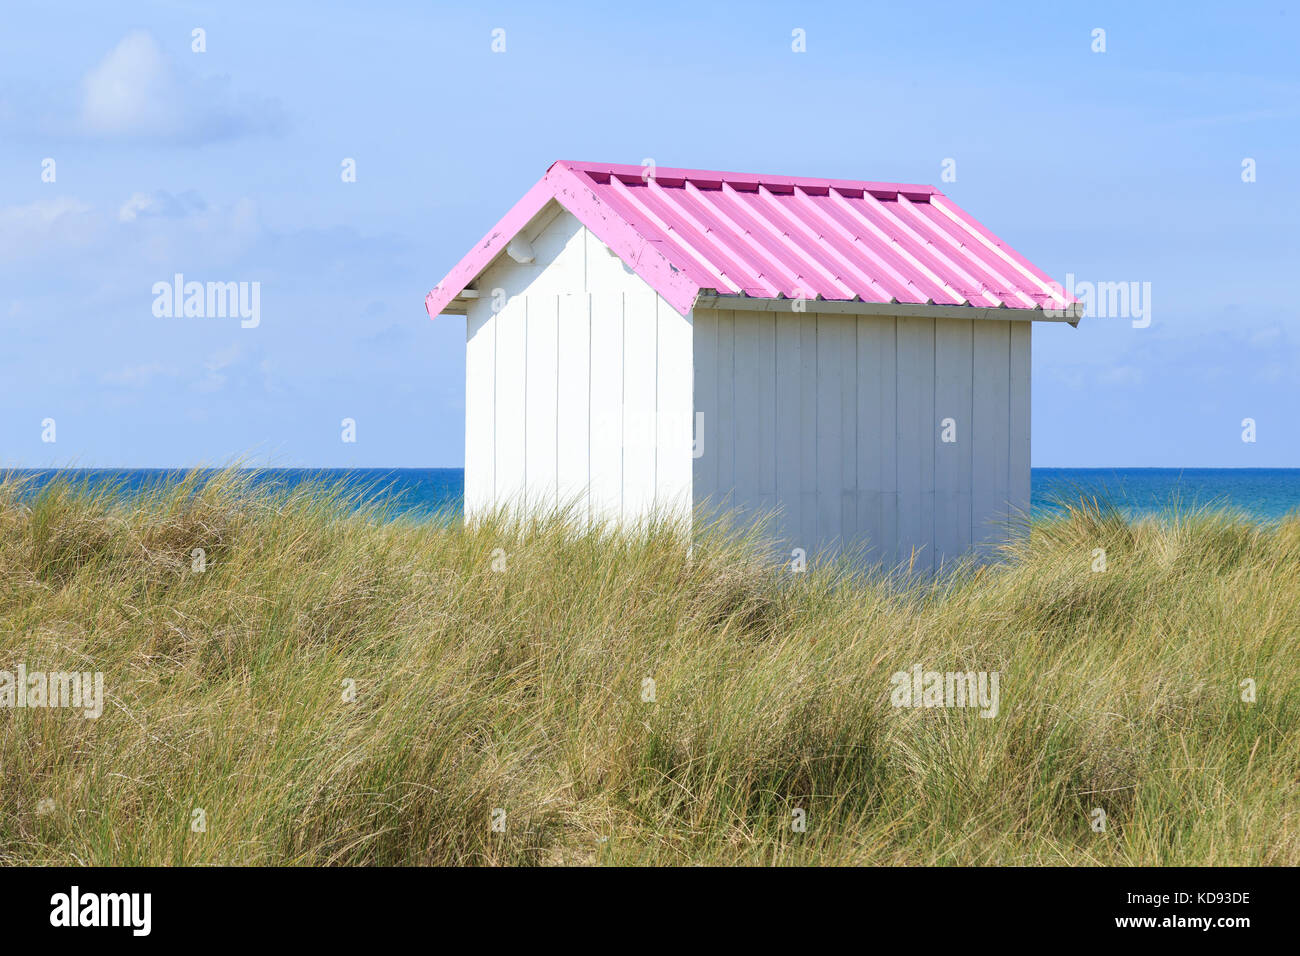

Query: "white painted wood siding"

xmin=693 ymin=308 xmax=1031 ymax=570
xmin=464 ymin=207 xmax=1031 ymax=568
xmin=464 ymin=207 xmax=693 ymax=525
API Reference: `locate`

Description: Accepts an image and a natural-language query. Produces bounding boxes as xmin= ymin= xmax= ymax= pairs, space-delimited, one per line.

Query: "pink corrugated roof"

xmin=426 ymin=160 xmax=1077 ymax=319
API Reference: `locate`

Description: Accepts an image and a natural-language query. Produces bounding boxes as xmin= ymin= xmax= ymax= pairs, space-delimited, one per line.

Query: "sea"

xmin=3 ymin=468 xmax=1300 ymax=523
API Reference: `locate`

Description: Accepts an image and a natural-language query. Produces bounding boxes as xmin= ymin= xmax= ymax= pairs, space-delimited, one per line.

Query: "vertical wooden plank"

xmin=840 ymin=315 xmax=858 ymax=552
xmin=774 ymin=311 xmax=802 ymax=552
xmin=972 ymin=320 xmax=1011 ymax=557
xmin=1009 ymin=320 xmax=1032 ymax=526
xmin=879 ymin=317 xmax=898 ymax=570
xmin=894 ymin=315 xmax=920 ymax=570
xmin=622 ymin=287 xmax=658 ymax=522
xmin=816 ymin=313 xmax=844 ymax=553
xmin=855 ymin=315 xmax=880 ymax=564
xmin=933 ymin=318 xmax=973 ymax=567
xmin=732 ymin=312 xmax=762 ymax=526
xmin=655 ymin=299 xmax=693 ymax=522
xmin=493 ymin=293 xmax=528 ymax=512
xmin=757 ymin=311 xmax=778 ymax=522
xmin=895 ymin=316 xmax=935 ymax=573
xmin=692 ymin=309 xmax=718 ymax=519
xmin=464 ymin=301 xmax=496 ymax=520
xmin=798 ymin=310 xmax=818 ymax=554
xmin=525 ymin=294 xmax=559 ymax=512
xmin=880 ymin=316 xmax=900 ymax=568
xmin=557 ymin=293 xmax=591 ymax=524
xmin=856 ymin=315 xmax=897 ymax=568
xmin=588 ymin=291 xmax=624 ymax=524
xmin=715 ymin=309 xmax=736 ymax=514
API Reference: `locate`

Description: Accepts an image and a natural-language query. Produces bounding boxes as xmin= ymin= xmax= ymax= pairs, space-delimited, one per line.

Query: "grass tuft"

xmin=0 ymin=472 xmax=1295 ymax=865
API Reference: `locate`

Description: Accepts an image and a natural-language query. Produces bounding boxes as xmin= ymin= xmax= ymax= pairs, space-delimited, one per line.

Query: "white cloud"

xmin=118 ymin=190 xmax=208 ymax=223
xmin=0 ymin=191 xmax=261 ymax=267
xmin=1098 ymin=366 xmax=1144 ymax=388
xmin=81 ymin=31 xmax=180 ymax=136
xmin=79 ymin=31 xmax=284 ymax=144
xmin=1247 ymin=326 xmax=1284 ymax=348
xmin=100 ymin=362 xmax=177 ymax=387
xmin=0 ymin=196 xmax=91 ymax=228
xmin=0 ymin=197 xmax=98 ymax=257
xmin=118 ymin=192 xmax=155 ymax=222
xmin=197 ymin=343 xmax=245 ymax=393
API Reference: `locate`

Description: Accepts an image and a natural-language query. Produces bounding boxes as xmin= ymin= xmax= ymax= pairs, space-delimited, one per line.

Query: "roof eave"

xmin=693 ymin=293 xmax=1085 ymax=324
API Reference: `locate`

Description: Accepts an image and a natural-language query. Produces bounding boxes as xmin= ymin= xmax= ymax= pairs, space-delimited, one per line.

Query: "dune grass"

xmin=0 ymin=470 xmax=1295 ymax=866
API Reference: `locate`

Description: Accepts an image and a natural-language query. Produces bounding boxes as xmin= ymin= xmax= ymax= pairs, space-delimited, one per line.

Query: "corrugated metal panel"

xmin=426 ymin=160 xmax=1076 ymax=319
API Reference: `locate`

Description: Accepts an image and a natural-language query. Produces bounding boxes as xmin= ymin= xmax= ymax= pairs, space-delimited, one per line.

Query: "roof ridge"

xmin=554 ymin=160 xmax=939 ymax=200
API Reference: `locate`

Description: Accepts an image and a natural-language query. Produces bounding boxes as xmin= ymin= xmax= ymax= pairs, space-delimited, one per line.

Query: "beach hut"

xmin=425 ymin=161 xmax=1080 ymax=569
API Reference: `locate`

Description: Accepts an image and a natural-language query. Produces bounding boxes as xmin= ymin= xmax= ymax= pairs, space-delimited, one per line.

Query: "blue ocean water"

xmin=4 ymin=468 xmax=1300 ymax=522
xmin=1030 ymin=468 xmax=1300 ymax=521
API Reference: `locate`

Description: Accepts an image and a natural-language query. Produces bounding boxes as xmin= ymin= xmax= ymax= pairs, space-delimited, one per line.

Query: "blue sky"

xmin=1 ymin=0 xmax=1297 ymax=468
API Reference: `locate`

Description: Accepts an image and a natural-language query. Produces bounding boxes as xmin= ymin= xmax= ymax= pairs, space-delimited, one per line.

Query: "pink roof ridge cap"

xmin=554 ymin=160 xmax=938 ymax=199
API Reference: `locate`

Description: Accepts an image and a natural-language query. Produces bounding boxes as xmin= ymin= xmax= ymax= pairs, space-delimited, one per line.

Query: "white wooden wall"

xmin=464 ymin=206 xmax=693 ymax=525
xmin=693 ymin=309 xmax=1030 ymax=570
